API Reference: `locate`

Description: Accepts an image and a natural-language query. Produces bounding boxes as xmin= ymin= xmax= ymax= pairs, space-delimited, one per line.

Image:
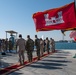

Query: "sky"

xmin=0 ymin=0 xmax=74 ymax=41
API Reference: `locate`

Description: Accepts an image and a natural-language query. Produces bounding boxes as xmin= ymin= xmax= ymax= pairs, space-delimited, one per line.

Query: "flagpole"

xmin=62 ymin=34 xmax=64 ymax=41
xmin=74 ymin=0 xmax=76 ymax=11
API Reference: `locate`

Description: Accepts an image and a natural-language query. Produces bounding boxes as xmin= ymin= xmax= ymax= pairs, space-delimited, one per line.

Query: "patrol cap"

xmin=19 ymin=34 xmax=22 ymax=37
xmin=27 ymin=35 xmax=30 ymax=38
xmin=46 ymin=37 xmax=48 ymax=40
xmin=35 ymin=35 xmax=37 ymax=38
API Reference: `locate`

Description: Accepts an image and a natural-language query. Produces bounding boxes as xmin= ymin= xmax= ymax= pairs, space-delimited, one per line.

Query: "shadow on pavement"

xmin=8 ymin=72 xmax=23 ymax=75
xmin=42 ymin=59 xmax=72 ymax=63
xmin=34 ymin=62 xmax=67 ymax=66
xmin=29 ymin=64 xmax=62 ymax=70
xmin=0 ymin=61 xmax=14 ymax=69
xmin=47 ymin=56 xmax=66 ymax=58
xmin=55 ymin=51 xmax=71 ymax=56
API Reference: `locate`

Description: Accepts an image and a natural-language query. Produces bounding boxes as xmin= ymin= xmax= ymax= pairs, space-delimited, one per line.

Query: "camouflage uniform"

xmin=16 ymin=35 xmax=26 ymax=65
xmin=50 ymin=38 xmax=55 ymax=52
xmin=52 ymin=39 xmax=55 ymax=52
xmin=35 ymin=38 xmax=40 ymax=60
xmin=26 ymin=38 xmax=34 ymax=62
xmin=40 ymin=38 xmax=44 ymax=56
xmin=9 ymin=39 xmax=13 ymax=52
xmin=45 ymin=38 xmax=50 ymax=54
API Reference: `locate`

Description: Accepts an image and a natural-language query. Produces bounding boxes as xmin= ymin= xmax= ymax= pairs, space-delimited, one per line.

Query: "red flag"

xmin=33 ymin=2 xmax=76 ymax=32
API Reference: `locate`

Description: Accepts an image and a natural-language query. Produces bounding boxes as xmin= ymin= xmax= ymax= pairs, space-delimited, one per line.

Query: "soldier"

xmin=0 ymin=39 xmax=2 ymax=52
xmin=50 ymin=38 xmax=53 ymax=52
xmin=5 ymin=38 xmax=8 ymax=52
xmin=9 ymin=39 xmax=13 ymax=53
xmin=40 ymin=38 xmax=44 ymax=56
xmin=16 ymin=34 xmax=26 ymax=65
xmin=43 ymin=39 xmax=46 ymax=52
xmin=35 ymin=35 xmax=40 ymax=60
xmin=52 ymin=39 xmax=55 ymax=52
xmin=50 ymin=38 xmax=55 ymax=52
xmin=1 ymin=39 xmax=6 ymax=55
xmin=26 ymin=35 xmax=34 ymax=62
xmin=45 ymin=37 xmax=50 ymax=54
xmin=9 ymin=34 xmax=15 ymax=50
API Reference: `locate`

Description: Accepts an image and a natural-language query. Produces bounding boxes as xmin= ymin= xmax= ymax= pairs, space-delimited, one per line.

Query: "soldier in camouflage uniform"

xmin=45 ymin=37 xmax=50 ymax=54
xmin=40 ymin=38 xmax=44 ymax=56
xmin=16 ymin=34 xmax=26 ymax=65
xmin=35 ymin=35 xmax=40 ymax=60
xmin=26 ymin=35 xmax=34 ymax=62
xmin=50 ymin=38 xmax=55 ymax=52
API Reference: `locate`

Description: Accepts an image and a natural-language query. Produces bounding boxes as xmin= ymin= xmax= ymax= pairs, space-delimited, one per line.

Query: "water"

xmin=55 ymin=42 xmax=76 ymax=49
xmin=34 ymin=42 xmax=76 ymax=50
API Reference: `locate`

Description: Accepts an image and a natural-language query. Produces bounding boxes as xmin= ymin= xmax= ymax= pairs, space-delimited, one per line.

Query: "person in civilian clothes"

xmin=16 ymin=34 xmax=26 ymax=65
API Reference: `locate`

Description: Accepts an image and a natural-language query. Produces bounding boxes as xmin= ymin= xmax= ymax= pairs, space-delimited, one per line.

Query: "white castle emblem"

xmin=44 ymin=11 xmax=64 ymax=26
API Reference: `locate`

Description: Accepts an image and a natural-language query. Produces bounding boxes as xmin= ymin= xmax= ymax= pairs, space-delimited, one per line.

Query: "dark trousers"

xmin=36 ymin=48 xmax=40 ymax=60
xmin=27 ymin=50 xmax=33 ymax=62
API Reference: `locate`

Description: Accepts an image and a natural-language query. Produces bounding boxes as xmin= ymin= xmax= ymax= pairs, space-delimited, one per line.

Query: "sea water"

xmin=34 ymin=42 xmax=76 ymax=50
xmin=55 ymin=42 xmax=76 ymax=49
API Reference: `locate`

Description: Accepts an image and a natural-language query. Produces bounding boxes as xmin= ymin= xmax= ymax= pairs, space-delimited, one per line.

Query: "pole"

xmin=62 ymin=34 xmax=64 ymax=41
xmin=74 ymin=0 xmax=76 ymax=11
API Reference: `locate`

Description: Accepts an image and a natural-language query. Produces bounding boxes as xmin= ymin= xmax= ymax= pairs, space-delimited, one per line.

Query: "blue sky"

xmin=0 ymin=0 xmax=74 ymax=41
